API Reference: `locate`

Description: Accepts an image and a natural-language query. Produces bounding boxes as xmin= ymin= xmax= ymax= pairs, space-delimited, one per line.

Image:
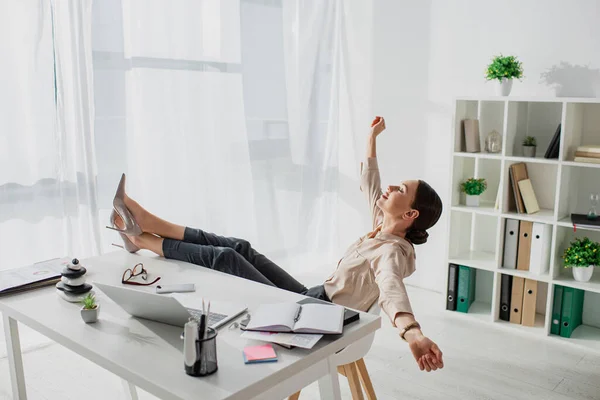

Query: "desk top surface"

xmin=0 ymin=250 xmax=380 ymax=400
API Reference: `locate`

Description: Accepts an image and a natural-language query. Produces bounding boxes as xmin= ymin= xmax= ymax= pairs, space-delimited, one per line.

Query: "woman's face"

xmin=377 ymin=180 xmax=420 ymax=219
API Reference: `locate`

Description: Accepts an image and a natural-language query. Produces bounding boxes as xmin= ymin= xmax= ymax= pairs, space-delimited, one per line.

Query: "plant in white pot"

xmin=562 ymin=237 xmax=599 ymax=282
xmin=485 ymin=54 xmax=524 ymax=96
xmin=522 ymin=136 xmax=537 ymax=157
xmin=461 ymin=177 xmax=487 ymax=207
xmin=80 ymin=293 xmax=99 ymax=323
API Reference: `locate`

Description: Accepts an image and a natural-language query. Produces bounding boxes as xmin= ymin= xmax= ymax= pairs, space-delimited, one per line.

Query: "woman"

xmin=108 ymin=116 xmax=444 ymax=372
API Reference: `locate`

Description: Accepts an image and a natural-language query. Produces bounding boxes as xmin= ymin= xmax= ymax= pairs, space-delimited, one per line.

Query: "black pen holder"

xmin=184 ymin=327 xmax=218 ymax=377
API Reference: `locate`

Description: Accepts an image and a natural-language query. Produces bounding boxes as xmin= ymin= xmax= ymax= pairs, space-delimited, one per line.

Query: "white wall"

xmin=372 ymin=0 xmax=600 ymax=292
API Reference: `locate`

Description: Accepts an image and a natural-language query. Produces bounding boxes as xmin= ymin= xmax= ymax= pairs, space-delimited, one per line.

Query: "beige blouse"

xmin=323 ymin=157 xmax=416 ymax=326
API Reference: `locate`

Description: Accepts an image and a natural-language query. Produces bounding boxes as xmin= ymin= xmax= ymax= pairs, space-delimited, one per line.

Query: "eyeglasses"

xmin=122 ymin=263 xmax=161 ymax=286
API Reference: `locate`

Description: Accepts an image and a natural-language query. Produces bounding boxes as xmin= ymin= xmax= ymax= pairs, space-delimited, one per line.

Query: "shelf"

xmin=562 ymin=160 xmax=600 ymax=169
xmin=453 ymin=152 xmax=502 ymax=160
xmin=550 ymin=325 xmax=600 ymax=353
xmin=501 ymin=209 xmax=555 ymax=224
xmin=497 ymin=313 xmax=546 ymax=333
xmin=505 ymin=156 xmax=559 ymax=165
xmin=449 ymin=251 xmax=496 ymax=271
xmin=451 ymin=204 xmax=499 ymax=216
xmin=497 ymin=267 xmax=551 ymax=283
xmin=448 ymin=301 xmax=492 ymax=323
xmin=455 ymin=96 xmax=600 ymax=104
xmin=554 ymin=271 xmax=600 ymax=295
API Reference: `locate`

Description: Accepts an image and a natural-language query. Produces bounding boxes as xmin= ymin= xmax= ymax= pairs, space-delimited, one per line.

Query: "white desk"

xmin=1 ymin=251 xmax=380 ymax=400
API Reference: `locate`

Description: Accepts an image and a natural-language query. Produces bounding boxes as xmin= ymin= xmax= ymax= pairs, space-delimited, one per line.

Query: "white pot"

xmin=81 ymin=305 xmax=100 ymax=323
xmin=496 ymin=78 xmax=513 ymax=96
xmin=466 ymin=194 xmax=480 ymax=207
xmin=572 ymin=266 xmax=594 ymax=282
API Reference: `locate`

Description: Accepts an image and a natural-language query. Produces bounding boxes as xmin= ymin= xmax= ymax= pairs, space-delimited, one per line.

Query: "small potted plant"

xmin=460 ymin=178 xmax=487 ymax=207
xmin=80 ymin=293 xmax=99 ymax=323
xmin=485 ymin=54 xmax=524 ymax=96
xmin=562 ymin=237 xmax=599 ymax=282
xmin=522 ymin=136 xmax=537 ymax=157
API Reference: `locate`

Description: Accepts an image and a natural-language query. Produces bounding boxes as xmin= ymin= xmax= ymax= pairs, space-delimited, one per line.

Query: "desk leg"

xmin=317 ymin=356 xmax=342 ymax=400
xmin=121 ymin=379 xmax=139 ymax=400
xmin=3 ymin=314 xmax=27 ymax=400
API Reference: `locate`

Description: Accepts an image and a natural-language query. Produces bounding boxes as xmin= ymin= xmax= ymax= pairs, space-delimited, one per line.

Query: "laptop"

xmin=94 ymin=282 xmax=247 ymax=329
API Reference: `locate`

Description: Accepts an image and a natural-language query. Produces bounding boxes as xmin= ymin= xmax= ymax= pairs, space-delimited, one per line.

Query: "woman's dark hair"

xmin=405 ymin=180 xmax=443 ymax=245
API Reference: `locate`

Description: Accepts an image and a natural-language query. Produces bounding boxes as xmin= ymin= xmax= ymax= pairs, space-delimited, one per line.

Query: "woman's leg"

xmin=122 ymin=195 xmax=308 ymax=293
xmin=130 ymin=234 xmax=277 ymax=287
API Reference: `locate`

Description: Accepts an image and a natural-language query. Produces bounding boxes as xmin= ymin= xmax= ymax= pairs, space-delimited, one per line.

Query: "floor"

xmin=1 ymin=284 xmax=599 ymax=400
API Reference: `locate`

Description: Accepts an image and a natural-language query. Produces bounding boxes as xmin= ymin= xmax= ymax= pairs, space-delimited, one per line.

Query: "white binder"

xmin=529 ymin=222 xmax=552 ymax=276
xmin=502 ymin=219 xmax=520 ymax=269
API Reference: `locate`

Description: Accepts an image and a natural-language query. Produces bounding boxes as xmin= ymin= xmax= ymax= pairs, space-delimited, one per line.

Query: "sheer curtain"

xmin=0 ymin=0 xmax=98 ymax=271
xmin=92 ymin=0 xmax=373 ymax=279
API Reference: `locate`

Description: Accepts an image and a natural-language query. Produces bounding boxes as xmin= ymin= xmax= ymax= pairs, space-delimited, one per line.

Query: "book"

xmin=244 ymin=302 xmax=344 ymax=334
xmin=240 ymin=331 xmax=322 ymax=349
xmin=544 ymin=124 xmax=561 ymax=159
xmin=463 ymin=119 xmax=481 ymax=153
xmin=243 ymin=344 xmax=278 ymax=364
xmin=574 ymin=157 xmax=600 ymax=164
xmin=517 ymin=179 xmax=540 ymax=214
xmin=576 ymin=145 xmax=600 ymax=153
xmin=296 ymin=297 xmax=359 ymax=326
xmin=510 ymin=163 xmax=529 ymax=214
xmin=0 ymin=257 xmax=70 ymax=296
xmin=575 ymin=151 xmax=600 ymax=158
xmin=570 ymin=213 xmax=600 ymax=230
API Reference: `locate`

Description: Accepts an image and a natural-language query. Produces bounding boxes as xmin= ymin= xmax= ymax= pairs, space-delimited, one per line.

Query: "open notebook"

xmin=245 ymin=302 xmax=344 ymax=334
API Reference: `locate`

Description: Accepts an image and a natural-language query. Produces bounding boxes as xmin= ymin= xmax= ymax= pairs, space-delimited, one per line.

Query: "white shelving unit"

xmin=445 ymin=96 xmax=600 ymax=353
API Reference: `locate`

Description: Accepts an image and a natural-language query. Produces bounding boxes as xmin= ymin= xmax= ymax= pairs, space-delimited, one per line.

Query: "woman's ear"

xmin=404 ymin=209 xmax=419 ymax=221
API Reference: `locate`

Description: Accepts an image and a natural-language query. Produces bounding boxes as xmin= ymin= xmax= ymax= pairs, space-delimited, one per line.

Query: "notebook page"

xmin=293 ymin=303 xmax=344 ymax=334
xmin=245 ymin=303 xmax=300 ymax=332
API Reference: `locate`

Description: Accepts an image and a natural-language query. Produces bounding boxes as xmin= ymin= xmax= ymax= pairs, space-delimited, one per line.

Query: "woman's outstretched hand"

xmin=407 ymin=333 xmax=444 ymax=372
xmin=370 ymin=116 xmax=386 ymax=137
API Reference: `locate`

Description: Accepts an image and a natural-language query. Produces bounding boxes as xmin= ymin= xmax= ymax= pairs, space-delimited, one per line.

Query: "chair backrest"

xmin=332 ymin=299 xmax=380 ymax=366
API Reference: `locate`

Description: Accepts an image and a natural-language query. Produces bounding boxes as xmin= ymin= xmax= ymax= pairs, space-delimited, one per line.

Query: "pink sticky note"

xmin=243 ymin=344 xmax=277 ymax=361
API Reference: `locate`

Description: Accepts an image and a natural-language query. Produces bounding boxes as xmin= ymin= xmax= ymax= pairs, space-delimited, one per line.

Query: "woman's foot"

xmin=122 ymin=194 xmax=151 ymax=233
xmin=113 ymin=213 xmax=165 ymax=256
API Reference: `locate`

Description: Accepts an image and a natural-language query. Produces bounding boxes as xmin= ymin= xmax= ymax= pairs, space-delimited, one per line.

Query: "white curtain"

xmin=92 ymin=0 xmax=373 ymax=277
xmin=0 ymin=0 xmax=99 ymax=272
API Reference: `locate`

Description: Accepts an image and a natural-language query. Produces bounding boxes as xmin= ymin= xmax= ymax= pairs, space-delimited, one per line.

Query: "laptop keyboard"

xmin=187 ymin=308 xmax=228 ymax=327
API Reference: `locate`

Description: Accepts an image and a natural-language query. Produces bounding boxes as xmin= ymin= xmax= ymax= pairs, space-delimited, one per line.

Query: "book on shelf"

xmin=576 ymin=145 xmax=600 ymax=154
xmin=574 ymin=157 xmax=600 ymax=164
xmin=571 ymin=213 xmax=600 ymax=230
xmin=463 ymin=119 xmax=481 ymax=153
xmin=517 ymin=179 xmax=540 ymax=214
xmin=575 ymin=151 xmax=600 ymax=159
xmin=544 ymin=124 xmax=561 ymax=159
xmin=509 ymin=162 xmax=529 ymax=214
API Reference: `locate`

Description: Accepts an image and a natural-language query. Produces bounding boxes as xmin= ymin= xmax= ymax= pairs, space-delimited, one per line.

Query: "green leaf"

xmin=460 ymin=177 xmax=487 ymax=196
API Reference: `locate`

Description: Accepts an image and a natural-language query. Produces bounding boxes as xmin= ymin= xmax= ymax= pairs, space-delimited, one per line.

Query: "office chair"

xmin=288 ymin=301 xmax=380 ymax=400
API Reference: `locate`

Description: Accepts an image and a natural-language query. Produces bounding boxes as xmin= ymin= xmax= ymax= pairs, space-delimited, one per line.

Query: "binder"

xmin=560 ymin=287 xmax=585 ymax=338
xmin=509 ymin=276 xmax=525 ymax=324
xmin=446 ymin=263 xmax=459 ymax=311
xmin=529 ymin=223 xmax=552 ymax=276
xmin=521 ymin=279 xmax=538 ymax=327
xmin=502 ymin=219 xmax=520 ymax=269
xmin=551 ymin=285 xmax=564 ymax=335
xmin=516 ymin=220 xmax=533 ymax=271
xmin=499 ymin=274 xmax=513 ymax=321
xmin=457 ymin=266 xmax=476 ymax=313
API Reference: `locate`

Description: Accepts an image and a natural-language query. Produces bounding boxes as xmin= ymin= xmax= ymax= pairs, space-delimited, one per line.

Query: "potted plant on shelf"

xmin=80 ymin=293 xmax=99 ymax=323
xmin=562 ymin=237 xmax=599 ymax=282
xmin=522 ymin=136 xmax=537 ymax=157
xmin=485 ymin=54 xmax=524 ymax=96
xmin=461 ymin=178 xmax=487 ymax=207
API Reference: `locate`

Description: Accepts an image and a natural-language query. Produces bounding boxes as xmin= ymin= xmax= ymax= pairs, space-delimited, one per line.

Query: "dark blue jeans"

xmin=162 ymin=227 xmax=330 ymax=301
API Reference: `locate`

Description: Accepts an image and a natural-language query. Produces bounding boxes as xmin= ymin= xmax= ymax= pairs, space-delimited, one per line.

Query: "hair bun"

xmin=406 ymin=229 xmax=429 ymax=245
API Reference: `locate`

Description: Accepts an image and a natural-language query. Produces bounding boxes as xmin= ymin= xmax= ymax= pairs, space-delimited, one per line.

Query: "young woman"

xmin=108 ymin=116 xmax=444 ymax=372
